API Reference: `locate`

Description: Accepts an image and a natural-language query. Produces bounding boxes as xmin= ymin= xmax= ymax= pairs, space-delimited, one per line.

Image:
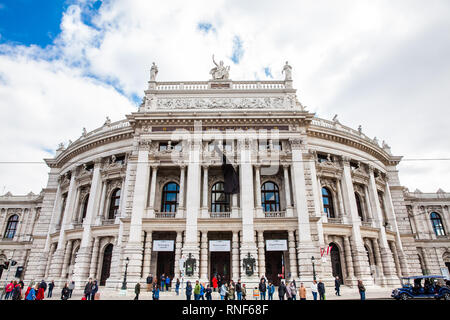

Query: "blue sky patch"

xmin=197 ymin=22 xmax=214 ymax=34
xmin=231 ymin=35 xmax=244 ymax=64
xmin=264 ymin=67 xmax=273 ymax=78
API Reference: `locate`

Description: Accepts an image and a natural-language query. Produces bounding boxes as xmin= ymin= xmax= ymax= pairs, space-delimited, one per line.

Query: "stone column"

xmin=341 ymin=157 xmax=372 ymax=284
xmin=177 ymin=164 xmax=186 ymax=218
xmin=289 ymin=138 xmax=316 ymax=281
xmin=363 ymin=186 xmax=374 ymax=222
xmin=60 ymin=240 xmax=73 ymax=278
xmin=254 ymin=164 xmax=264 ymax=218
xmin=201 ymin=164 xmax=209 ymax=218
xmin=88 ymin=237 xmax=100 ymax=278
xmin=44 ymin=243 xmax=57 ymax=278
xmin=148 ymin=164 xmax=158 ymax=218
xmin=174 ymin=231 xmax=182 ymax=278
xmin=72 ymin=159 xmax=103 ymax=287
xmin=336 ymin=179 xmax=346 ymax=217
xmin=306 ymin=152 xmax=325 ymax=246
xmin=71 ymin=188 xmax=81 ymax=224
xmin=372 ymin=238 xmax=386 ymax=284
xmin=343 ymin=237 xmax=355 ymax=283
xmin=283 ymin=164 xmax=294 ymax=217
xmin=142 ymin=231 xmax=152 ymax=278
xmin=231 ymin=193 xmax=239 ymax=218
xmin=96 ymin=181 xmax=107 ymax=223
xmin=200 ymin=231 xmax=208 ymax=282
xmin=232 ymin=231 xmax=240 ymax=281
xmin=288 ymin=230 xmax=298 ymax=279
xmin=257 ymin=230 xmax=265 ymax=277
xmin=124 ymin=140 xmax=151 ymax=285
xmin=389 ymin=241 xmax=402 ymax=277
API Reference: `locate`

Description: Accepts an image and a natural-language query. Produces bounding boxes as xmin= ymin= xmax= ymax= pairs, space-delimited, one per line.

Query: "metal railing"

xmin=155 ymin=212 xmax=176 ymax=218
xmin=264 ymin=211 xmax=286 ymax=218
xmin=210 ymin=212 xmax=231 ymax=218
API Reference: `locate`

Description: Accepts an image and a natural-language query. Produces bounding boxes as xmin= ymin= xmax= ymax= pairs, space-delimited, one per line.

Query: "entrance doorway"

xmin=265 ymin=251 xmax=284 ymax=285
xmin=210 ymin=252 xmax=230 ymax=283
xmin=156 ymin=251 xmax=175 ymax=280
xmin=330 ymin=243 xmax=343 ymax=283
xmin=100 ymin=244 xmax=113 ymax=286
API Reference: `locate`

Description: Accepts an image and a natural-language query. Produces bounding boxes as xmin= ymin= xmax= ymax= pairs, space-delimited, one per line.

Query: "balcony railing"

xmin=328 ymin=217 xmax=343 ymax=224
xmin=361 ymin=221 xmax=373 ymax=228
xmin=102 ymin=218 xmax=115 ymax=225
xmin=264 ymin=211 xmax=286 ymax=218
xmin=210 ymin=212 xmax=231 ymax=219
xmin=155 ymin=212 xmax=176 ymax=218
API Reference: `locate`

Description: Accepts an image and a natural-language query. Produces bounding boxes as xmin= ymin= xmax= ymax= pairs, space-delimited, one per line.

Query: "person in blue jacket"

xmin=152 ymin=284 xmax=160 ymax=300
xmin=185 ymin=281 xmax=192 ymax=300
xmin=26 ymin=285 xmax=38 ymax=300
xmin=268 ymin=282 xmax=275 ymax=300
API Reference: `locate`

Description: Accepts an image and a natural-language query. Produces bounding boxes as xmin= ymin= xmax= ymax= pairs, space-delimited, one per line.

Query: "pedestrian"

xmin=358 ymin=280 xmax=366 ymax=300
xmin=39 ymin=279 xmax=47 ymax=293
xmin=134 ymin=282 xmax=141 ymax=300
xmin=268 ymin=282 xmax=275 ymax=300
xmin=194 ymin=280 xmax=201 ymax=300
xmin=84 ymin=278 xmax=93 ymax=300
xmin=12 ymin=281 xmax=22 ymax=300
xmin=160 ymin=273 xmax=166 ymax=292
xmin=311 ymin=280 xmax=318 ymax=300
xmin=91 ymin=280 xmax=98 ymax=300
xmin=61 ymin=283 xmax=70 ymax=300
xmin=146 ymin=274 xmax=153 ymax=292
xmin=236 ymin=279 xmax=242 ymax=300
xmin=299 ymin=282 xmax=307 ymax=300
xmin=253 ymin=287 xmax=259 ymax=300
xmin=200 ymin=282 xmax=205 ymax=300
xmin=47 ymin=280 xmax=55 ymax=298
xmin=279 ymin=280 xmax=287 ymax=300
xmin=212 ymin=275 xmax=218 ymax=292
xmin=335 ymin=276 xmax=341 ymax=296
xmin=36 ymin=285 xmax=45 ymax=300
xmin=24 ymin=283 xmax=32 ymax=299
xmin=290 ymin=281 xmax=297 ymax=300
xmin=5 ymin=281 xmax=13 ymax=299
xmin=186 ymin=281 xmax=192 ymax=300
xmin=228 ymin=282 xmax=235 ymax=300
xmin=318 ymin=280 xmax=325 ymax=300
xmin=19 ymin=280 xmax=24 ymax=290
xmin=68 ymin=281 xmax=75 ymax=298
xmin=205 ymin=284 xmax=212 ymax=300
xmin=166 ymin=276 xmax=171 ymax=292
xmin=219 ymin=283 xmax=227 ymax=300
xmin=26 ymin=284 xmax=37 ymax=300
xmin=242 ymin=283 xmax=247 ymax=300
xmin=152 ymin=284 xmax=160 ymax=300
xmin=259 ymin=278 xmax=267 ymax=300
xmin=175 ymin=278 xmax=180 ymax=295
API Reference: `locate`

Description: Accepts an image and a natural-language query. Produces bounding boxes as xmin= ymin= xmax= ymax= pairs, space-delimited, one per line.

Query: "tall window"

xmin=4 ymin=215 xmax=19 ymax=239
xmin=211 ymin=182 xmax=230 ymax=212
xmin=322 ymin=187 xmax=335 ymax=218
xmin=108 ymin=189 xmax=121 ymax=219
xmin=161 ymin=182 xmax=179 ymax=213
xmin=261 ymin=181 xmax=280 ymax=212
xmin=81 ymin=194 xmax=89 ymax=221
xmin=430 ymin=212 xmax=446 ymax=236
xmin=355 ymin=192 xmax=364 ymax=221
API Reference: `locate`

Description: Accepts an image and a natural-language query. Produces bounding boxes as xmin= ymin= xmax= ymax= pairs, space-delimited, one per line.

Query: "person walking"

xmin=219 ymin=283 xmax=227 ymax=300
xmin=290 ymin=281 xmax=297 ymax=300
xmin=152 ymin=284 xmax=160 ymax=300
xmin=318 ymin=280 xmax=325 ymax=300
xmin=175 ymin=278 xmax=180 ymax=296
xmin=212 ymin=275 xmax=218 ymax=292
xmin=165 ymin=276 xmax=171 ymax=292
xmin=194 ymin=280 xmax=201 ymax=300
xmin=278 ymin=280 xmax=287 ymax=300
xmin=24 ymin=282 xmax=33 ymax=300
xmin=39 ymin=279 xmax=47 ymax=293
xmin=134 ymin=282 xmax=141 ymax=300
xmin=68 ymin=281 xmax=75 ymax=298
xmin=5 ymin=281 xmax=14 ymax=299
xmin=84 ymin=278 xmax=93 ymax=300
xmin=61 ymin=283 xmax=70 ymax=300
xmin=186 ymin=281 xmax=192 ymax=300
xmin=236 ymin=279 xmax=242 ymax=300
xmin=11 ymin=281 xmax=22 ymax=300
xmin=242 ymin=284 xmax=247 ymax=300
xmin=258 ymin=278 xmax=267 ymax=300
xmin=200 ymin=282 xmax=205 ymax=300
xmin=160 ymin=274 xmax=166 ymax=292
xmin=228 ymin=282 xmax=235 ymax=300
xmin=26 ymin=284 xmax=38 ymax=300
xmin=205 ymin=284 xmax=212 ymax=300
xmin=268 ymin=282 xmax=274 ymax=300
xmin=36 ymin=285 xmax=45 ymax=300
xmin=335 ymin=276 xmax=341 ymax=296
xmin=146 ymin=274 xmax=153 ymax=292
xmin=47 ymin=280 xmax=55 ymax=298
xmin=91 ymin=280 xmax=98 ymax=300
xmin=299 ymin=282 xmax=307 ymax=300
xmin=358 ymin=280 xmax=366 ymax=300
xmin=311 ymin=280 xmax=318 ymax=300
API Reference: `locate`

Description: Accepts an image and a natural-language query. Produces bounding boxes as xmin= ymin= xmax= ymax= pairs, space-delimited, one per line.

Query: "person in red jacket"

xmin=5 ymin=281 xmax=14 ymax=299
xmin=36 ymin=287 xmax=45 ymax=300
xmin=212 ymin=276 xmax=218 ymax=292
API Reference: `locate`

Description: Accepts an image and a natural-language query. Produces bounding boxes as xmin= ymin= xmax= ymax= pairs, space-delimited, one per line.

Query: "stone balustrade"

xmin=264 ymin=211 xmax=286 ymax=218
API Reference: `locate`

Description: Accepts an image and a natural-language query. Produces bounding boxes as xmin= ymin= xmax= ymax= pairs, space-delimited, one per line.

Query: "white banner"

xmin=209 ymin=240 xmax=231 ymax=252
xmin=266 ymin=239 xmax=288 ymax=251
xmin=153 ymin=240 xmax=174 ymax=252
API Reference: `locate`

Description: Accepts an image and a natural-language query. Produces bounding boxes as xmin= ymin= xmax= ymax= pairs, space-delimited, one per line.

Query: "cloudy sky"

xmin=0 ymin=0 xmax=449 ymax=195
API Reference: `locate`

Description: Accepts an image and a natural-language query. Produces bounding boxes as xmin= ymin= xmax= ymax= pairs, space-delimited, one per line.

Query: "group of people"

xmin=1 ymin=279 xmax=74 ymax=300
xmin=137 ymin=273 xmax=182 ymax=300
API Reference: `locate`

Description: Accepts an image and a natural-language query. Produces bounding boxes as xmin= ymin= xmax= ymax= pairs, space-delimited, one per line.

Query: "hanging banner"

xmin=153 ymin=240 xmax=174 ymax=251
xmin=209 ymin=240 xmax=231 ymax=252
xmin=265 ymin=239 xmax=288 ymax=251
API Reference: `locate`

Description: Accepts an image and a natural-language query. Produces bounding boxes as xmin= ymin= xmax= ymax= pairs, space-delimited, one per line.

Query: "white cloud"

xmin=1 ymin=0 xmax=450 ymax=194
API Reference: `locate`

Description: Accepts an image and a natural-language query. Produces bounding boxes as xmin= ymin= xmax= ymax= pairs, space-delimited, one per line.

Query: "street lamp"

xmin=311 ymin=256 xmax=316 ymax=281
xmin=121 ymin=257 xmax=130 ymax=291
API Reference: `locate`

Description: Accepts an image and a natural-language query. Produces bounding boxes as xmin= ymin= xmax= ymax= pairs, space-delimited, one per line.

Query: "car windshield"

xmin=401 ymin=278 xmax=411 ymax=287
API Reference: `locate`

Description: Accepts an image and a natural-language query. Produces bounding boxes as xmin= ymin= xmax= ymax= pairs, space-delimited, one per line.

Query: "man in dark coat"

xmin=258 ymin=278 xmax=267 ymax=300
xmin=335 ymin=276 xmax=341 ymax=296
xmin=278 ymin=281 xmax=286 ymax=300
xmin=134 ymin=282 xmax=141 ymax=300
xmin=146 ymin=274 xmax=153 ymax=291
xmin=39 ymin=279 xmax=47 ymax=292
xmin=84 ymin=278 xmax=93 ymax=300
xmin=318 ymin=280 xmax=326 ymax=300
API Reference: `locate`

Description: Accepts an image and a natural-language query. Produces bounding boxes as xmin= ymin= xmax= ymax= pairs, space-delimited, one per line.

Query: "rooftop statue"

xmin=210 ymin=55 xmax=230 ymax=80
xmin=282 ymin=61 xmax=292 ymax=80
xmin=150 ymin=62 xmax=158 ymax=81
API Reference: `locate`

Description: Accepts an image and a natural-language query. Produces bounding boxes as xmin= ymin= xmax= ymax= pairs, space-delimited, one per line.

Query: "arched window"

xmin=261 ymin=181 xmax=280 ymax=212
xmin=81 ymin=194 xmax=89 ymax=221
xmin=108 ymin=189 xmax=121 ymax=219
xmin=161 ymin=182 xmax=179 ymax=213
xmin=430 ymin=212 xmax=446 ymax=236
xmin=355 ymin=192 xmax=364 ymax=221
xmin=322 ymin=187 xmax=335 ymax=218
xmin=211 ymin=182 xmax=230 ymax=212
xmin=4 ymin=215 xmax=19 ymax=239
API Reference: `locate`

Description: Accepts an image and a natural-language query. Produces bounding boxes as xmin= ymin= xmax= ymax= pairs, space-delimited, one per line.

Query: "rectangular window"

xmin=159 ymin=143 xmax=168 ymax=151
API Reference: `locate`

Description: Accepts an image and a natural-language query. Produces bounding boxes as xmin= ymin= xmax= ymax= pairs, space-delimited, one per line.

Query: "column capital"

xmin=201 ymin=163 xmax=209 ymax=169
xmin=138 ymin=139 xmax=152 ymax=150
xmin=288 ymin=138 xmax=304 ymax=150
xmin=282 ymin=163 xmax=290 ymax=169
xmin=340 ymin=155 xmax=351 ymax=165
xmin=150 ymin=162 xmax=159 ymax=170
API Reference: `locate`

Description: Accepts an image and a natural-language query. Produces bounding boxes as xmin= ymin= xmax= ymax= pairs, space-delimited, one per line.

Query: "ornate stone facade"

xmin=1 ymin=63 xmax=449 ymax=292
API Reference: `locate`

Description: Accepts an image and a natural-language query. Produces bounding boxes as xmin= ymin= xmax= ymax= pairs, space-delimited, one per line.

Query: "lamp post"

xmin=311 ymin=256 xmax=316 ymax=281
xmin=121 ymin=257 xmax=130 ymax=291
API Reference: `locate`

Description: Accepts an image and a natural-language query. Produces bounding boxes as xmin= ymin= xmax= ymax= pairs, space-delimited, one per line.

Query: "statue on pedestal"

xmin=150 ymin=62 xmax=158 ymax=81
xmin=210 ymin=55 xmax=230 ymax=80
xmin=282 ymin=61 xmax=292 ymax=80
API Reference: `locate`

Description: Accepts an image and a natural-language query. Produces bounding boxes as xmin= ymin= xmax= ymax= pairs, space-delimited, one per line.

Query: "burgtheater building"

xmin=1 ymin=60 xmax=449 ymax=292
